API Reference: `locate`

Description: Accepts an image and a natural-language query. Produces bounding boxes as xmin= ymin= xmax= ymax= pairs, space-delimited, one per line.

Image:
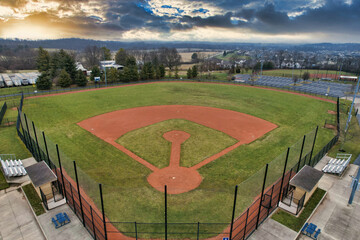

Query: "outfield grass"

xmin=22 ymin=184 xmax=46 ymax=216
xmin=271 ymin=188 xmax=326 ymax=232
xmin=0 ymin=126 xmax=31 ymax=159
xmin=262 ymin=69 xmax=355 ymax=78
xmin=19 ymin=82 xmax=336 ymax=236
xmin=117 ymin=119 xmax=237 ymax=168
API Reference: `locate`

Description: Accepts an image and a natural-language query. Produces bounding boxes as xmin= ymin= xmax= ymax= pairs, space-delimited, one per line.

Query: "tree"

xmin=36 ymin=71 xmax=52 ymax=90
xmin=293 ymin=76 xmax=299 ymax=85
xmin=125 ymin=55 xmax=137 ymax=67
xmin=76 ymin=70 xmax=87 ymax=86
xmin=175 ymin=66 xmax=179 ymax=79
xmin=159 ymin=47 xmax=181 ymax=70
xmin=191 ymin=53 xmax=198 ymax=63
xmin=192 ymin=65 xmax=198 ymax=78
xmin=90 ymin=66 xmax=101 ymax=81
xmin=58 ymin=69 xmax=72 ymax=88
xmin=84 ymin=45 xmax=101 ymax=68
xmin=140 ymin=62 xmax=154 ymax=80
xmin=36 ymin=47 xmax=50 ymax=72
xmin=123 ymin=66 xmax=138 ymax=82
xmin=302 ymin=72 xmax=310 ymax=81
xmin=187 ymin=68 xmax=192 ymax=79
xmin=107 ymin=68 xmax=119 ymax=83
xmin=159 ymin=64 xmax=166 ymax=78
xmin=101 ymin=47 xmax=112 ymax=60
xmin=115 ymin=48 xmax=128 ymax=66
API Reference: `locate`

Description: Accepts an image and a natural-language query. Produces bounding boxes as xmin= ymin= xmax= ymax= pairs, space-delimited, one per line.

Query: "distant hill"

xmin=1 ymin=38 xmax=360 ymax=52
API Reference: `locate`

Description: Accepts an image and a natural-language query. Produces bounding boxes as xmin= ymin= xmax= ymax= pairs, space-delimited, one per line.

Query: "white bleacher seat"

xmin=8 ymin=168 xmax=13 ymax=177
xmin=5 ymin=160 xmax=10 ymax=168
xmin=18 ymin=160 xmax=23 ymax=166
xmin=20 ymin=167 xmax=27 ymax=175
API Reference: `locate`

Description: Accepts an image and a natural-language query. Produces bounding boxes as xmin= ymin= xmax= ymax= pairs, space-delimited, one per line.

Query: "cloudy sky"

xmin=0 ymin=0 xmax=359 ymax=43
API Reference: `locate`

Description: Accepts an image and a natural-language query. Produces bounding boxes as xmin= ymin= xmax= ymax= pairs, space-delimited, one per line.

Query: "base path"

xmin=78 ymin=105 xmax=277 ymax=194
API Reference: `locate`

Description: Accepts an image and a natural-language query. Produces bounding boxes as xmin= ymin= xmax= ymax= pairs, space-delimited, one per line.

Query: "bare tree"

xmin=84 ymin=46 xmax=101 ymax=68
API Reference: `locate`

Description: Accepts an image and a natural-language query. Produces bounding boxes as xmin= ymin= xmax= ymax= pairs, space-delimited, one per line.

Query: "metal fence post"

xmin=278 ymin=148 xmax=290 ymax=206
xmin=229 ymin=185 xmax=238 ymax=240
xmin=135 ymin=222 xmax=138 ymax=240
xmin=267 ymin=185 xmax=274 ymax=217
xmin=256 ymin=164 xmax=268 ymax=229
xmin=197 ymin=222 xmax=200 ymax=240
xmin=32 ymin=121 xmax=42 ymax=161
xmin=99 ymin=183 xmax=108 ymax=240
xmin=90 ymin=206 xmax=97 ymax=240
xmin=56 ymin=144 xmax=67 ymax=202
xmin=42 ymin=132 xmax=50 ymax=166
xmin=24 ymin=114 xmax=34 ymax=156
xmin=242 ymin=208 xmax=249 ymax=240
xmin=73 ymin=161 xmax=85 ymax=227
xmin=165 ymin=185 xmax=168 ymax=240
xmin=309 ymin=126 xmax=319 ymax=166
xmin=297 ymin=135 xmax=306 ymax=172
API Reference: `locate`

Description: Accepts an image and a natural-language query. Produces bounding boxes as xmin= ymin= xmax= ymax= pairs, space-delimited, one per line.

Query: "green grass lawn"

xmin=22 ymin=184 xmax=46 ymax=216
xmin=271 ymin=188 xmax=326 ymax=232
xmin=117 ymin=119 xmax=237 ymax=168
xmin=0 ymin=126 xmax=31 ymax=159
xmin=17 ymin=82 xmax=336 ymax=237
xmin=0 ymin=171 xmax=9 ymax=190
xmin=262 ymin=69 xmax=355 ymax=78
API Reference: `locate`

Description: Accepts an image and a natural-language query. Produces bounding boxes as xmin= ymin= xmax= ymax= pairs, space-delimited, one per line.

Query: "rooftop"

xmin=290 ymin=165 xmax=323 ymax=192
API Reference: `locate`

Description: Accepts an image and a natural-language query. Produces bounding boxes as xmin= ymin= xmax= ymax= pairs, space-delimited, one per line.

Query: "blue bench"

xmin=52 ymin=212 xmax=71 ymax=229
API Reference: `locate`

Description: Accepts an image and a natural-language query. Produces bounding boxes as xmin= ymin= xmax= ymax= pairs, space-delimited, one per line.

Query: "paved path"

xmin=38 ymin=204 xmax=93 ymax=240
xmin=0 ymin=189 xmax=45 ymax=240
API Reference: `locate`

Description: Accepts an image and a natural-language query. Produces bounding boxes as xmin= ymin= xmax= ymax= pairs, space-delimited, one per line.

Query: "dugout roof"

xmin=25 ymin=161 xmax=57 ymax=187
xmin=290 ymin=165 xmax=323 ymax=192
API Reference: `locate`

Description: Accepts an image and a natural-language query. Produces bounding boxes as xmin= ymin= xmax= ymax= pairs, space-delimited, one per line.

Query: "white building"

xmin=100 ymin=61 xmax=124 ymax=70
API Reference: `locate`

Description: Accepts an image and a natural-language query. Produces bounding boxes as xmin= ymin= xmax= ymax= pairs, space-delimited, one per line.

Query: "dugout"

xmin=25 ymin=161 xmax=66 ymax=210
xmin=289 ymin=165 xmax=323 ymax=205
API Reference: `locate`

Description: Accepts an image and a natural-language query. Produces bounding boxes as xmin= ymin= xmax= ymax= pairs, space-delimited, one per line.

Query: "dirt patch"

xmin=324 ymin=124 xmax=336 ymax=130
xmin=327 ymin=110 xmax=337 ymax=115
xmin=78 ymin=105 xmax=277 ymax=194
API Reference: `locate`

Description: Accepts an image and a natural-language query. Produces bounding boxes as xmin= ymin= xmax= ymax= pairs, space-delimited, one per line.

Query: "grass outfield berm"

xmin=18 ymin=82 xmax=337 ymax=238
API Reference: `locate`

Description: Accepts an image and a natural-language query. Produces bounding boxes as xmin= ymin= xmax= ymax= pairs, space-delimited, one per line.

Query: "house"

xmin=100 ymin=60 xmax=124 ymax=70
xmin=76 ymin=62 xmax=87 ymax=75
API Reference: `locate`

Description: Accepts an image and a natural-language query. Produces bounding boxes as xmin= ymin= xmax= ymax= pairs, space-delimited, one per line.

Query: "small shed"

xmin=25 ymin=161 xmax=66 ymax=209
xmin=290 ymin=165 xmax=323 ymax=205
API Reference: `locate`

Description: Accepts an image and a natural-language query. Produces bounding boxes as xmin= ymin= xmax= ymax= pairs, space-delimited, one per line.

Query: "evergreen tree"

xmin=187 ymin=68 xmax=192 ymax=79
xmin=192 ymin=65 xmax=198 ymax=78
xmin=125 ymin=56 xmax=137 ymax=67
xmin=36 ymin=47 xmax=50 ymax=72
xmin=115 ymin=48 xmax=128 ymax=65
xmin=36 ymin=71 xmax=52 ymax=90
xmin=90 ymin=66 xmax=101 ymax=81
xmin=76 ymin=70 xmax=87 ymax=87
xmin=58 ymin=69 xmax=72 ymax=88
xmin=123 ymin=66 xmax=138 ymax=82
xmin=107 ymin=68 xmax=119 ymax=83
xmin=159 ymin=64 xmax=166 ymax=78
xmin=101 ymin=47 xmax=112 ymax=60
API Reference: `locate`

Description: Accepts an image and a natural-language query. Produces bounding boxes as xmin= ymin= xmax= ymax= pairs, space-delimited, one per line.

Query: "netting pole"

xmin=24 ymin=114 xmax=34 ymax=157
xmin=197 ymin=222 xmax=200 ymax=240
xmin=297 ymin=135 xmax=306 ymax=172
xmin=90 ymin=206 xmax=97 ymax=240
xmin=309 ymin=126 xmax=319 ymax=167
xmin=42 ymin=132 xmax=50 ymax=166
xmin=337 ymin=97 xmax=340 ymax=135
xmin=256 ymin=164 xmax=268 ymax=229
xmin=277 ymin=148 xmax=290 ymax=206
xmin=18 ymin=110 xmax=28 ymax=149
xmin=242 ymin=208 xmax=249 ymax=240
xmin=99 ymin=183 xmax=108 ymax=240
xmin=165 ymin=185 xmax=168 ymax=240
xmin=229 ymin=185 xmax=238 ymax=240
xmin=267 ymin=185 xmax=274 ymax=217
xmin=73 ymin=161 xmax=85 ymax=227
xmin=56 ymin=144 xmax=67 ymax=202
xmin=32 ymin=121 xmax=42 ymax=162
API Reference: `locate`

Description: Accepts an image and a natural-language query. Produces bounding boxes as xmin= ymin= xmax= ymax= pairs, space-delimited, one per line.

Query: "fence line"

xmin=0 ymin=101 xmax=7 ymax=125
xmin=14 ymin=92 xmax=340 ymax=240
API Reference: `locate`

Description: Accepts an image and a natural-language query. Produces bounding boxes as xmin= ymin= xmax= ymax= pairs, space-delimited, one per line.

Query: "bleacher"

xmin=1 ymin=158 xmax=27 ymax=177
xmin=322 ymin=154 xmax=352 ymax=175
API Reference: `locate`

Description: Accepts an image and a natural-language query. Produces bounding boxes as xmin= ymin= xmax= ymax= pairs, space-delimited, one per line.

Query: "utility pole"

xmin=348 ymin=167 xmax=360 ymax=205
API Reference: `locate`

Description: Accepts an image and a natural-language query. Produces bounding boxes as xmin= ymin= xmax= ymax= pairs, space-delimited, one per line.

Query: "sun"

xmin=3 ymin=23 xmax=60 ymax=39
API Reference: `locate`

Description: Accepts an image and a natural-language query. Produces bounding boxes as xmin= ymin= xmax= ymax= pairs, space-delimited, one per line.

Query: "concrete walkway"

xmin=298 ymin=157 xmax=360 ymax=240
xmin=248 ymin=155 xmax=360 ymax=240
xmin=0 ymin=189 xmax=45 ymax=240
xmin=37 ymin=204 xmax=93 ymax=240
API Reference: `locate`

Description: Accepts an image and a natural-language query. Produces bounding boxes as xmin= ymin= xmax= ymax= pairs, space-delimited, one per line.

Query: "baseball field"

xmin=20 ymin=82 xmax=337 ymax=238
